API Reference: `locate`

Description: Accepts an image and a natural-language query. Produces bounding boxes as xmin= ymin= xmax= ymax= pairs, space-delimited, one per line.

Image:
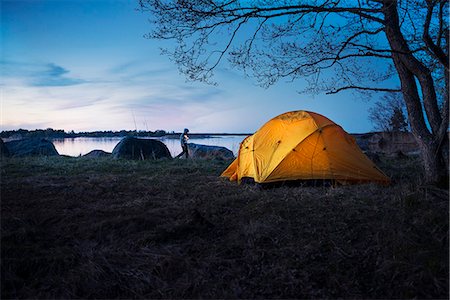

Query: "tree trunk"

xmin=416 ymin=136 xmax=444 ymax=184
xmin=395 ymin=59 xmax=445 ymax=184
xmin=382 ymin=0 xmax=448 ymax=184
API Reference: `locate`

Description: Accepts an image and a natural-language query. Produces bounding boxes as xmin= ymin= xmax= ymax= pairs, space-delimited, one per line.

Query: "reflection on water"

xmin=53 ymin=136 xmax=247 ymax=157
xmin=53 ymin=137 xmax=123 ymax=157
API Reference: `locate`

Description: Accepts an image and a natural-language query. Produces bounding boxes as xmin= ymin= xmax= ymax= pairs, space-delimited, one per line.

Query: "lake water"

xmin=52 ymin=135 xmax=248 ymax=157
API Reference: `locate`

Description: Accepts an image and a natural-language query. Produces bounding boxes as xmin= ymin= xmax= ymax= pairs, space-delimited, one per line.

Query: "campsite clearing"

xmin=1 ymin=156 xmax=448 ymax=299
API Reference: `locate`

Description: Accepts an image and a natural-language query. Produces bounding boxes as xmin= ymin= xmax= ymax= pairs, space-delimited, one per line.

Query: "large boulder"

xmin=5 ymin=138 xmax=59 ymax=157
xmin=0 ymin=138 xmax=10 ymax=157
xmin=83 ymin=149 xmax=111 ymax=158
xmin=187 ymin=143 xmax=234 ymax=160
xmin=369 ymin=132 xmax=419 ymax=155
xmin=112 ymin=137 xmax=171 ymax=160
xmin=353 ymin=132 xmax=419 ymax=156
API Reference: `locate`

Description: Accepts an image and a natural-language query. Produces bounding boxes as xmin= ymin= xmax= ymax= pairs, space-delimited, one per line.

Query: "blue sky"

xmin=1 ymin=0 xmax=392 ymax=133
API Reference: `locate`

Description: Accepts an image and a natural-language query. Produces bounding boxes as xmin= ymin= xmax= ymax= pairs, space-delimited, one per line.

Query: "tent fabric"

xmin=221 ymin=110 xmax=390 ymax=184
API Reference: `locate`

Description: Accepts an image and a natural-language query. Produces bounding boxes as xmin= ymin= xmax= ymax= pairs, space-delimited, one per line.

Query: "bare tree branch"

xmin=326 ymin=86 xmax=401 ymax=94
xmin=423 ymin=0 xmax=449 ymax=70
xmin=333 ymin=28 xmax=384 ymax=63
xmin=437 ymin=0 xmax=445 ymax=47
xmin=207 ymin=17 xmax=248 ymax=72
xmin=347 ymin=42 xmax=425 ymax=55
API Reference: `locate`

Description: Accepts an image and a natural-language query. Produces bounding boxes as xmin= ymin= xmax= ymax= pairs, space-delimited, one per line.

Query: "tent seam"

xmin=263 ymin=123 xmax=337 ymax=182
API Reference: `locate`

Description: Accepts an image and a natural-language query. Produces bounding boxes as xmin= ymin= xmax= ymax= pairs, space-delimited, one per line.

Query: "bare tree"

xmin=369 ymin=93 xmax=409 ymax=132
xmin=139 ymin=0 xmax=449 ymax=184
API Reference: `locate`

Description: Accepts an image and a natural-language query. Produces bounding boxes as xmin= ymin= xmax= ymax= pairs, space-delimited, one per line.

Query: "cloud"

xmin=45 ymin=63 xmax=68 ymax=77
xmin=1 ymin=58 xmax=252 ymax=132
xmin=55 ymin=96 xmax=108 ymax=110
xmin=0 ymin=60 xmax=85 ymax=87
xmin=107 ymin=59 xmax=178 ymax=85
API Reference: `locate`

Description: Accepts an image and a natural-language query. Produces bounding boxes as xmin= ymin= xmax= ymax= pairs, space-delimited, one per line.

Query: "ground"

xmin=1 ymin=156 xmax=448 ymax=298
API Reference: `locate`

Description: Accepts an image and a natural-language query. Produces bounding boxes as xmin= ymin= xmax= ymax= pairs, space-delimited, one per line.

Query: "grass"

xmin=1 ymin=156 xmax=448 ymax=299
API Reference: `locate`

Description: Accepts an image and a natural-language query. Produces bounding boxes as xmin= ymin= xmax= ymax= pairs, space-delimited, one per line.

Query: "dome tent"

xmin=221 ymin=111 xmax=389 ymax=184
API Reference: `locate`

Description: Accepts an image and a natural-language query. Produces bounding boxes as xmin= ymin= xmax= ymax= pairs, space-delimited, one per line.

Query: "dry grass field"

xmin=1 ymin=156 xmax=448 ymax=299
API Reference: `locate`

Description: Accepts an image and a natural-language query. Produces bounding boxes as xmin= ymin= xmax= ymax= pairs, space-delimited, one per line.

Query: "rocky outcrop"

xmin=5 ymin=138 xmax=59 ymax=157
xmin=352 ymin=134 xmax=371 ymax=151
xmin=0 ymin=138 xmax=10 ymax=157
xmin=83 ymin=150 xmax=111 ymax=158
xmin=353 ymin=132 xmax=419 ymax=156
xmin=187 ymin=143 xmax=234 ymax=160
xmin=112 ymin=137 xmax=171 ymax=160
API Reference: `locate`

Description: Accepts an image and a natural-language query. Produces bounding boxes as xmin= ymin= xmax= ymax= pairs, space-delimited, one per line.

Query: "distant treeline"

xmin=0 ymin=128 xmax=252 ymax=140
xmin=0 ymin=128 xmax=169 ymax=139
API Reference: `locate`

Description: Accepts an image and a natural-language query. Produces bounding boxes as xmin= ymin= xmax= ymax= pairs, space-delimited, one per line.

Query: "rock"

xmin=364 ymin=152 xmax=381 ymax=164
xmin=0 ymin=138 xmax=10 ymax=157
xmin=5 ymin=138 xmax=59 ymax=157
xmin=391 ymin=150 xmax=408 ymax=159
xmin=368 ymin=132 xmax=418 ymax=155
xmin=83 ymin=150 xmax=111 ymax=158
xmin=112 ymin=137 xmax=171 ymax=160
xmin=353 ymin=133 xmax=372 ymax=152
xmin=187 ymin=143 xmax=234 ymax=160
xmin=353 ymin=132 xmax=419 ymax=156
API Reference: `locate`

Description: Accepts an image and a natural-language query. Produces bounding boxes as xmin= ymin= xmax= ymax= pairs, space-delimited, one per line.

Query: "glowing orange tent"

xmin=221 ymin=110 xmax=390 ymax=184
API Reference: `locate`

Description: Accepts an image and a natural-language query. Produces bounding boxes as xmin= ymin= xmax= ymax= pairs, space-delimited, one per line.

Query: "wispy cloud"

xmin=55 ymin=96 xmax=108 ymax=110
xmin=1 ymin=61 xmax=85 ymax=87
xmin=1 ymin=58 xmax=231 ymax=131
xmin=107 ymin=59 xmax=177 ymax=84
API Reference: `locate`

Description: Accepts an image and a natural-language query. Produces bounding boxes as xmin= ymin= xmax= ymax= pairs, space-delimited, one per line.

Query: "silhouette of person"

xmin=175 ymin=128 xmax=189 ymax=158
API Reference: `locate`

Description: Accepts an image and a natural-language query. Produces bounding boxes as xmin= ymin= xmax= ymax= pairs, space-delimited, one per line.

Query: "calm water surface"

xmin=53 ymin=136 xmax=248 ymax=157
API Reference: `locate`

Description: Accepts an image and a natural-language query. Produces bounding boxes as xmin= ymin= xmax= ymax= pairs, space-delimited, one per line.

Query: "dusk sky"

xmin=1 ymin=0 xmax=396 ymax=133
